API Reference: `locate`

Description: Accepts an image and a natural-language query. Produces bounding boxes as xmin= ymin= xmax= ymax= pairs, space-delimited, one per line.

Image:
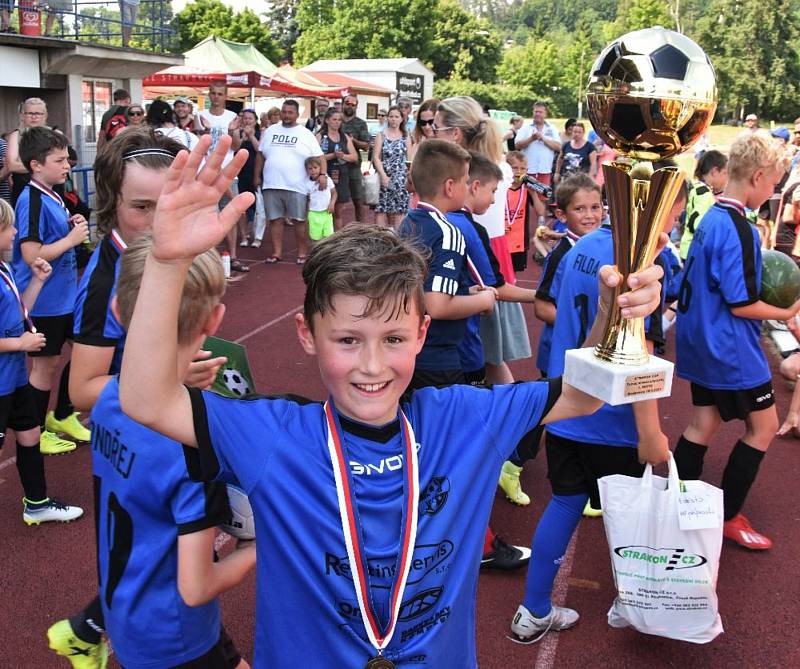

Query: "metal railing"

xmin=10 ymin=0 xmax=176 ymax=52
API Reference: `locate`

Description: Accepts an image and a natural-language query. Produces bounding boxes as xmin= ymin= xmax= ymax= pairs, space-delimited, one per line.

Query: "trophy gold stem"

xmin=595 ymin=162 xmax=685 ymax=366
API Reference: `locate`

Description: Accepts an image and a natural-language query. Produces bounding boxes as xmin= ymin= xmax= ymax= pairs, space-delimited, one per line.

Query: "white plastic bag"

xmin=254 ymin=190 xmax=267 ymax=243
xmin=364 ymin=170 xmax=380 ymax=206
xmin=598 ymin=453 xmax=724 ymax=644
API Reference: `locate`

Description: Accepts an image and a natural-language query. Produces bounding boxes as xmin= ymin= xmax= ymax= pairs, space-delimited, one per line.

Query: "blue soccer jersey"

xmin=73 ymin=233 xmax=127 ymax=373
xmin=546 ymin=225 xmax=654 ymax=447
xmin=447 ymin=209 xmax=500 ymax=374
xmin=186 ymin=379 xmax=560 ymax=668
xmin=399 ymin=206 xmax=470 ymax=372
xmin=12 ymin=183 xmax=76 ymax=316
xmin=0 ymin=263 xmax=30 ymax=395
xmin=535 ymin=236 xmax=574 ymax=374
xmin=675 ymin=202 xmax=770 ymax=389
xmin=92 ymin=378 xmax=229 ymax=669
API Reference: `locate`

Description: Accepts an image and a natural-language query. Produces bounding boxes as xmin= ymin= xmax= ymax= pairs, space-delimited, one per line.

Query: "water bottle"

xmin=221 ymin=251 xmax=231 ymax=279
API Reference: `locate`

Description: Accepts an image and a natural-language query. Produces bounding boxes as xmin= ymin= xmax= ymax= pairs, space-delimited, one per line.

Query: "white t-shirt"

xmin=515 ymin=121 xmax=560 ymax=174
xmin=198 ymin=109 xmax=238 ymax=168
xmin=306 ymin=178 xmax=334 ymax=212
xmin=155 ymin=126 xmax=199 ymax=151
xmin=474 ymin=160 xmax=513 ymax=239
xmin=259 ymin=124 xmax=323 ymax=194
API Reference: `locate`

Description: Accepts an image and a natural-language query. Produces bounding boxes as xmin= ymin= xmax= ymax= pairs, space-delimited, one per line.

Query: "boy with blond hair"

xmin=117 ymin=135 xmax=666 ymax=667
xmin=675 ymin=131 xmax=799 ymax=550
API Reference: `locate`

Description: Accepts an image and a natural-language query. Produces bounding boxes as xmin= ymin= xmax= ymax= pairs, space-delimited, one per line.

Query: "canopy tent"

xmin=143 ymin=36 xmax=349 ymax=99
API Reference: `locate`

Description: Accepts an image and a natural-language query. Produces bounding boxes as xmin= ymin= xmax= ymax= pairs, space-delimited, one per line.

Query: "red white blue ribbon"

xmin=109 ymin=229 xmax=128 ymax=252
xmin=324 ymin=401 xmax=419 ymax=653
xmin=29 ymin=178 xmax=69 ymax=214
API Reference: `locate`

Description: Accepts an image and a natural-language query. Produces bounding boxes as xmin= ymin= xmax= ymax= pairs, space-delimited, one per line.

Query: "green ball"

xmin=760 ymin=249 xmax=800 ymax=309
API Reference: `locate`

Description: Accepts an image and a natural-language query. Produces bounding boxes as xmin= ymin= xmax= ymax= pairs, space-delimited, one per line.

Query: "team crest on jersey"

xmin=419 ymin=476 xmax=450 ymax=516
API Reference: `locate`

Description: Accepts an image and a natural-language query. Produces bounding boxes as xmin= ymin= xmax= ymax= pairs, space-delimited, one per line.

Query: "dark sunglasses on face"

xmin=418 ymin=118 xmax=435 ymax=127
xmin=129 ymin=111 xmax=144 ymax=116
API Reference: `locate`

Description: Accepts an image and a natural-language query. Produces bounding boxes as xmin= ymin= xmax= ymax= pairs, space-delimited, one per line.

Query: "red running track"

xmin=1 ymin=238 xmax=798 ymax=668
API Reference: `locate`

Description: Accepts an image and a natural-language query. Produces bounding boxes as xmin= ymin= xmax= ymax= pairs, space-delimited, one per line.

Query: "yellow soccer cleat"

xmin=582 ymin=499 xmax=603 ymax=518
xmin=498 ymin=461 xmax=531 ymax=506
xmin=39 ymin=430 xmax=77 ymax=455
xmin=46 ymin=411 xmax=91 ymax=442
xmin=47 ymin=619 xmax=108 ymax=669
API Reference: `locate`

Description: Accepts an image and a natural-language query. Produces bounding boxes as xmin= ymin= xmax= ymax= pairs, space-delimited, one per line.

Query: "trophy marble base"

xmin=563 ymin=347 xmax=674 ymax=406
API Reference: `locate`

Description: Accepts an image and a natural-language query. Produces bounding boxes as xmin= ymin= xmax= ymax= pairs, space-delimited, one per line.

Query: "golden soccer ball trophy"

xmin=563 ymin=26 xmax=717 ymax=405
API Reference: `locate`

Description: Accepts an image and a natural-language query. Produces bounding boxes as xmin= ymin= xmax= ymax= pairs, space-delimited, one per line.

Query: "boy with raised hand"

xmin=0 ymin=199 xmax=83 ymax=526
xmin=12 ymin=127 xmax=90 ymax=456
xmin=118 ymin=134 xmax=665 ymax=668
xmin=675 ymin=131 xmax=799 ymax=550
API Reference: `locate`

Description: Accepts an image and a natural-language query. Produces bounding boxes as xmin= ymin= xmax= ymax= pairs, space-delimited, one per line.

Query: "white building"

xmin=301 ymin=58 xmax=434 ymax=108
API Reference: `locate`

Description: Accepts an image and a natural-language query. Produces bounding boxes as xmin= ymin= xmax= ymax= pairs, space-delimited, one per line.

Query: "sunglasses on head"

xmin=418 ymin=118 xmax=435 ymax=127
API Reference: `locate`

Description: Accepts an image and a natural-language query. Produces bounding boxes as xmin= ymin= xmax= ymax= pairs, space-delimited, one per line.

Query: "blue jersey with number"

xmin=535 ymin=236 xmax=574 ymax=374
xmin=546 ymin=226 xmax=653 ymax=447
xmin=92 ymin=378 xmax=228 ymax=669
xmin=12 ymin=184 xmax=76 ymax=316
xmin=0 ymin=263 xmax=29 ymax=395
xmin=186 ymin=380 xmax=560 ymax=668
xmin=675 ymin=203 xmax=769 ymax=389
xmin=447 ymin=210 xmax=500 ymax=374
xmin=399 ymin=208 xmax=470 ymax=372
xmin=73 ymin=235 xmax=126 ymax=373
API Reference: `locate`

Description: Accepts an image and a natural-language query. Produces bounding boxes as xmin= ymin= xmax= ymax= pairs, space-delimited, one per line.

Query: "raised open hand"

xmin=150 ymin=135 xmax=255 ymax=263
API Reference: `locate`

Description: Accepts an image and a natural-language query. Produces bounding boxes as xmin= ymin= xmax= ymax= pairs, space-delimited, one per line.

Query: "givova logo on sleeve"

xmin=614 ymin=546 xmax=708 ymax=571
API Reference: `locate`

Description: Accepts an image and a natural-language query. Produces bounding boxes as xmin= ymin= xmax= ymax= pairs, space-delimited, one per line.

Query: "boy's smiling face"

xmin=296 ymin=293 xmax=430 ymax=426
xmin=0 ymin=223 xmax=16 ymax=253
xmin=558 ymin=188 xmax=604 ymax=237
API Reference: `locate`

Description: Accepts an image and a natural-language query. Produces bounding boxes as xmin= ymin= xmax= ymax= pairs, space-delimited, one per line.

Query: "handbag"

xmin=598 ymin=453 xmax=724 ymax=643
xmin=364 ymin=170 xmax=380 ymax=206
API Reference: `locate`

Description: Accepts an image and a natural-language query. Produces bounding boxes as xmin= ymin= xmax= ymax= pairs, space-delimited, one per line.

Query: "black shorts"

xmin=29 ymin=314 xmax=73 ymax=357
xmin=690 ymin=380 xmax=775 ymax=422
xmin=121 ymin=626 xmax=241 ymax=669
xmin=463 ymin=367 xmax=486 ymax=387
xmin=545 ymin=431 xmax=644 ymax=508
xmin=0 ymin=384 xmax=38 ymax=448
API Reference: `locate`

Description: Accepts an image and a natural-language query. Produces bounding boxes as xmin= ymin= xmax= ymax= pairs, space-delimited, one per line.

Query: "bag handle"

xmin=639 ymin=451 xmax=680 ymax=490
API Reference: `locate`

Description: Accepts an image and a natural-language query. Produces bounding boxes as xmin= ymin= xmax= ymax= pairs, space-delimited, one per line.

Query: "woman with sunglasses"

xmin=409 ymin=98 xmax=439 ymax=161
xmin=373 ymin=105 xmax=411 ymax=228
xmin=126 ymin=105 xmax=146 ymax=129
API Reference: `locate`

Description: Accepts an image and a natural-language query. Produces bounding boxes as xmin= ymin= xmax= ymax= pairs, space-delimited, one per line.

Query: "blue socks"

xmin=523 ymin=493 xmax=587 ymax=617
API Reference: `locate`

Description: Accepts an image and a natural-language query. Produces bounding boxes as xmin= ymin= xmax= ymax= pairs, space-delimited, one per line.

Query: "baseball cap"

xmin=174 ymin=97 xmax=190 ymax=105
xmin=745 ymin=113 xmax=758 ymax=121
xmin=771 ymin=127 xmax=790 ymax=142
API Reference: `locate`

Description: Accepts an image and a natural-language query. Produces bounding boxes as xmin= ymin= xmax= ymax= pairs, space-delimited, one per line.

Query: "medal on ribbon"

xmin=324 ymin=401 xmax=419 ymax=669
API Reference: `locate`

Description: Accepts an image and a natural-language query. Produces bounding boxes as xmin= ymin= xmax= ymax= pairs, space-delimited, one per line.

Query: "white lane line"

xmin=534 ymin=528 xmax=579 ymax=669
xmin=233 ymin=305 xmax=303 ymax=345
xmin=0 ymin=456 xmax=17 ymax=472
xmin=0 ymin=456 xmax=17 ymax=485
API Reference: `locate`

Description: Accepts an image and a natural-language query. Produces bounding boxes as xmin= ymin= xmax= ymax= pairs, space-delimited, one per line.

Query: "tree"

xmin=497 ymin=39 xmax=568 ymax=109
xmin=694 ymin=0 xmax=800 ymax=120
xmin=176 ymin=0 xmax=280 ymax=62
xmin=294 ymin=0 xmax=437 ymax=66
xmin=606 ymin=0 xmax=672 ymax=39
xmin=428 ymin=1 xmax=502 ymax=81
xmin=265 ymin=0 xmax=300 ymax=62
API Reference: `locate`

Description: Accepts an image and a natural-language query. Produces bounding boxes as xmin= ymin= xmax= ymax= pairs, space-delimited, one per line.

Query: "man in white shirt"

xmin=195 ymin=83 xmax=248 ymax=272
xmin=254 ymin=100 xmax=327 ymax=265
xmin=514 ymin=101 xmax=561 ymax=221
